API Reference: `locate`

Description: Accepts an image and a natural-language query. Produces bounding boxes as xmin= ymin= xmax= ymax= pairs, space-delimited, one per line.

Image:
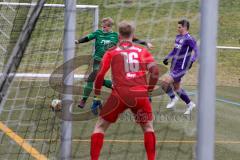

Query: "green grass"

xmin=11 ymin=0 xmax=239 ymax=86
xmin=0 ymin=82 xmax=239 ymax=159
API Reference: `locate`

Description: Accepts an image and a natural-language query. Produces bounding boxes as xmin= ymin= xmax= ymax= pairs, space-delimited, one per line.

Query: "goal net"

xmin=0 ymin=1 xmax=98 ymax=159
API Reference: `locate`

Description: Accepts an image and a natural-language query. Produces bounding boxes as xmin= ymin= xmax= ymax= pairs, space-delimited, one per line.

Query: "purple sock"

xmin=167 ymin=87 xmax=175 ymax=99
xmin=176 ymin=88 xmax=191 ymax=104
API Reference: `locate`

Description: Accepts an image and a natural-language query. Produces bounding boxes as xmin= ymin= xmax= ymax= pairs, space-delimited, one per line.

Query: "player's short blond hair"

xmin=101 ymin=17 xmax=114 ymax=27
xmin=118 ymin=21 xmax=135 ymax=38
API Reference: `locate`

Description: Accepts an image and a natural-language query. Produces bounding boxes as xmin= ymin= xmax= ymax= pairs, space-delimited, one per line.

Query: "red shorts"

xmin=100 ymin=89 xmax=153 ymax=124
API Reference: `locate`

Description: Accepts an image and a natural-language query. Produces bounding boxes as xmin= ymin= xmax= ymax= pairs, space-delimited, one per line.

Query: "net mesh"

xmin=0 ymin=0 xmax=32 ymax=71
xmin=0 ymin=0 xmax=239 ymax=159
xmin=0 ymin=1 xmax=96 ymax=159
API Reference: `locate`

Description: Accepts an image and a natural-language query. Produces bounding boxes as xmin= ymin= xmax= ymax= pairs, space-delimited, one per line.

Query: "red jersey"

xmin=95 ymin=42 xmax=156 ymax=95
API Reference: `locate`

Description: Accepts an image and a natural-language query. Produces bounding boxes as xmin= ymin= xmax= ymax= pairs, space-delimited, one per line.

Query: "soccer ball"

xmin=50 ymin=99 xmax=62 ymax=111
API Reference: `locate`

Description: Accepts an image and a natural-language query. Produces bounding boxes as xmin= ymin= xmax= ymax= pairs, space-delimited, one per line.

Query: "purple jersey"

xmin=165 ymin=33 xmax=198 ymax=75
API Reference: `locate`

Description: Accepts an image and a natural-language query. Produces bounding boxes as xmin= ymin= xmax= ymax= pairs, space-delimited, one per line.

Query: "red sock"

xmin=144 ymin=131 xmax=156 ymax=160
xmin=90 ymin=133 xmax=104 ymax=160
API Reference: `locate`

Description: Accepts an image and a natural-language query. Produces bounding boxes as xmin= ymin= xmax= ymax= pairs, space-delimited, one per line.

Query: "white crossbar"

xmin=0 ymin=2 xmax=98 ymax=9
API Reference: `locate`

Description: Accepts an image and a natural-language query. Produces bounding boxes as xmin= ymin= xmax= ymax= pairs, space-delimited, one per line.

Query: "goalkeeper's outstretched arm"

xmin=133 ymin=37 xmax=153 ymax=49
xmin=75 ymin=36 xmax=90 ymax=44
xmin=133 ymin=37 xmax=147 ymax=45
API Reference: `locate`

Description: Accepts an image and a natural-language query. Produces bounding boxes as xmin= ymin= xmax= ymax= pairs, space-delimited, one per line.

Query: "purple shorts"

xmin=170 ymin=71 xmax=185 ymax=83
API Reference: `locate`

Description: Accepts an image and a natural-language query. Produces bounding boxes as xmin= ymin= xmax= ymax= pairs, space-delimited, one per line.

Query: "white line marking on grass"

xmin=187 ymin=91 xmax=240 ymax=107
xmin=215 ymin=98 xmax=240 ymax=106
xmin=1 ymin=73 xmax=239 ymax=106
xmin=24 ymin=138 xmax=240 ymax=144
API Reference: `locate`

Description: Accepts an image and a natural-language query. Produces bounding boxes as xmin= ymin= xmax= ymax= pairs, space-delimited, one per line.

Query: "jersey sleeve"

xmin=142 ymin=50 xmax=159 ymax=92
xmin=143 ymin=49 xmax=156 ymax=70
xmin=165 ymin=48 xmax=176 ymax=59
xmin=187 ymin=38 xmax=199 ymax=62
xmin=87 ymin=30 xmax=98 ymax=40
xmin=94 ymin=51 xmax=112 ymax=95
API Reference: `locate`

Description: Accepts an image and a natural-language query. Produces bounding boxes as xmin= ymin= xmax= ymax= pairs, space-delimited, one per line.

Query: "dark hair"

xmin=118 ymin=21 xmax=135 ymax=38
xmin=178 ymin=19 xmax=190 ymax=30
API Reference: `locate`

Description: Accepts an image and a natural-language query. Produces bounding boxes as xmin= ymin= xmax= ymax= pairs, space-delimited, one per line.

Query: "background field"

xmin=0 ymin=0 xmax=239 ymax=159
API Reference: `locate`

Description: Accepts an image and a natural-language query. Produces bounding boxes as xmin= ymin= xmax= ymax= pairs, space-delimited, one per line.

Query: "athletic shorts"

xmin=100 ymin=90 xmax=153 ymax=124
xmin=170 ymin=71 xmax=185 ymax=83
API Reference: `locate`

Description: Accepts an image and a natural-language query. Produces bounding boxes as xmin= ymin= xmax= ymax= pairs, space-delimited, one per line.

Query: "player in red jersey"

xmin=90 ymin=21 xmax=159 ymax=160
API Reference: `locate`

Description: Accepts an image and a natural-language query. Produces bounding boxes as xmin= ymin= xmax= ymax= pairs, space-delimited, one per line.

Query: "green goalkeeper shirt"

xmin=87 ymin=29 xmax=118 ymax=61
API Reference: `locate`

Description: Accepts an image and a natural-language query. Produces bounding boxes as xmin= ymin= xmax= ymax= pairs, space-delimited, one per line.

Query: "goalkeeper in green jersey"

xmin=75 ymin=17 xmax=153 ymax=109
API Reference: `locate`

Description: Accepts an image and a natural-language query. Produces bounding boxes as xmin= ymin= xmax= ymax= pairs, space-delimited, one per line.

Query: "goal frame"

xmin=0 ymin=2 xmax=99 ymax=159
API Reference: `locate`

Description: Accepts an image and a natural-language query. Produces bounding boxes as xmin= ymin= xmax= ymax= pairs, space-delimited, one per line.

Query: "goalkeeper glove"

xmin=146 ymin=42 xmax=154 ymax=49
xmin=75 ymin=40 xmax=79 ymax=44
xmin=91 ymin=96 xmax=102 ymax=115
xmin=163 ymin=58 xmax=168 ymax=65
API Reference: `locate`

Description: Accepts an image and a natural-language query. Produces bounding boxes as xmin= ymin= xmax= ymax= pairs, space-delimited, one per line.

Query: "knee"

xmin=173 ymin=86 xmax=179 ymax=91
xmin=160 ymin=79 xmax=172 ymax=92
xmin=93 ymin=126 xmax=105 ymax=134
xmin=141 ymin=121 xmax=154 ymax=133
xmin=173 ymin=83 xmax=180 ymax=91
xmin=162 ymin=76 xmax=170 ymax=83
xmin=87 ymin=70 xmax=98 ymax=82
xmin=93 ymin=118 xmax=110 ymax=134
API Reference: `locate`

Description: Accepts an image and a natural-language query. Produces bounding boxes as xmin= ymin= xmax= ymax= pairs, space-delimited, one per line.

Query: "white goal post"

xmin=0 ymin=2 xmax=99 ymax=74
xmin=0 ymin=2 xmax=99 ymax=159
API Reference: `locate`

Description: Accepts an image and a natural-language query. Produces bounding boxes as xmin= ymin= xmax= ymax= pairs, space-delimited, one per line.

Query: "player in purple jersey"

xmin=162 ymin=19 xmax=199 ymax=115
